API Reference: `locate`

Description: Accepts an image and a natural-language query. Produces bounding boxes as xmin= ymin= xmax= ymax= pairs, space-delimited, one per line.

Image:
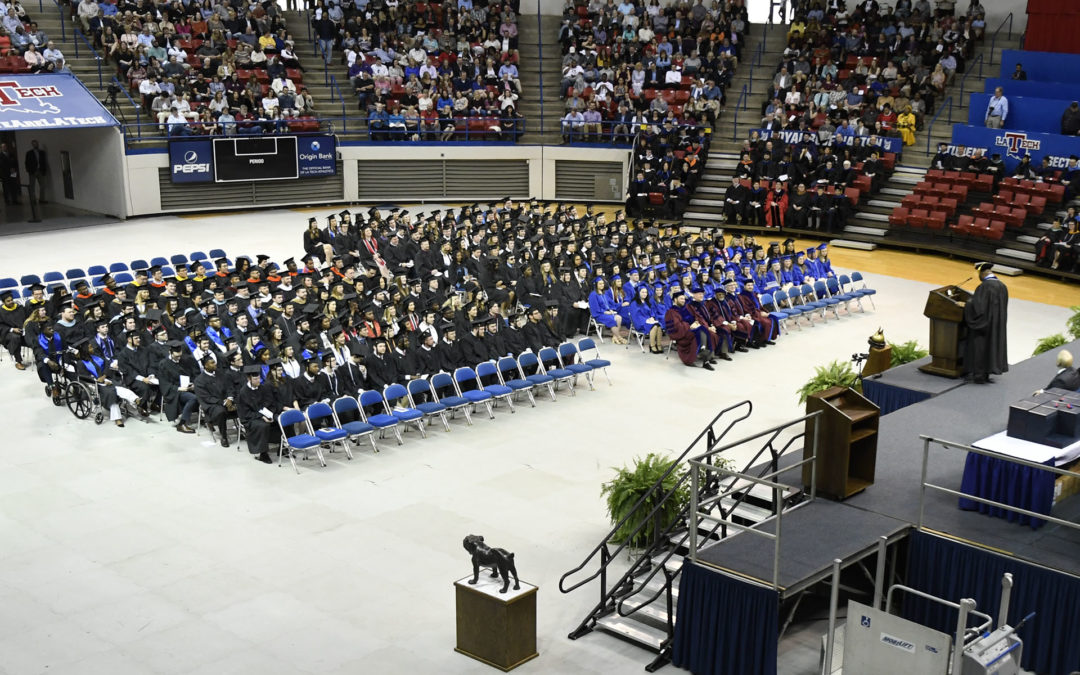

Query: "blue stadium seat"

xmin=87 ymin=265 xmax=107 ymax=277
xmin=170 ymin=254 xmax=188 ymax=266
xmin=65 ymin=268 xmax=85 ymax=279
xmin=19 ymin=274 xmax=40 ymax=286
xmin=150 ymin=257 xmax=169 ymax=267
xmin=42 ymin=271 xmax=63 ymax=283
xmin=108 ymin=262 xmax=129 ymax=273
xmin=130 ymin=259 xmax=149 ymax=271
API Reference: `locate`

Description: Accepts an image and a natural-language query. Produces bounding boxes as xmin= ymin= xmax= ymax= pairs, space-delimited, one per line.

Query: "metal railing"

xmin=918 ymin=435 xmax=1080 ymax=534
xmin=537 ymin=9 xmax=544 ymax=137
xmin=314 ymin=39 xmax=330 ymax=87
xmin=72 ymin=28 xmax=103 ymax=89
xmin=52 ymin=0 xmax=66 ymax=41
xmin=732 ymin=83 xmax=749 ymax=141
xmin=328 ymin=74 xmax=346 ymax=132
xmin=687 ymin=411 xmax=821 ymax=590
xmin=924 ymin=96 xmax=952 ymax=156
xmin=957 ymin=53 xmax=984 ymax=108
xmin=111 ymin=76 xmax=140 ymax=137
xmin=988 ymin=13 xmax=1014 ymax=66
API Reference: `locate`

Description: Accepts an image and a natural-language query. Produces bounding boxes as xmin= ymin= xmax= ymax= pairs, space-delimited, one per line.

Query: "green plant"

xmin=1033 ymin=333 xmax=1068 ymax=356
xmin=796 ymin=360 xmax=860 ymax=404
xmin=888 ymin=340 xmax=929 ymax=368
xmin=601 ymin=453 xmax=689 ymax=549
xmin=1066 ymin=306 xmax=1080 ymax=341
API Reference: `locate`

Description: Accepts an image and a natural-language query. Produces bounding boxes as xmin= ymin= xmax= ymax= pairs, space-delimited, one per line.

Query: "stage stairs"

xmin=558 ymin=400 xmax=806 ymax=671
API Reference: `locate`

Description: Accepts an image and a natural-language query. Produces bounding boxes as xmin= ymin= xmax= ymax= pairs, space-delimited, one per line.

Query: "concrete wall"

xmin=14 ymin=127 xmax=128 ymax=219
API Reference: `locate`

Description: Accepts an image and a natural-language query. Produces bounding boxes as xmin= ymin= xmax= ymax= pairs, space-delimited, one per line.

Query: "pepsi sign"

xmin=169 ymin=139 xmax=214 ymax=183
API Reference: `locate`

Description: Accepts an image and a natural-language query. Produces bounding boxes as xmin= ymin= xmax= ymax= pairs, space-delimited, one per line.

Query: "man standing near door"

xmin=0 ymin=142 xmax=19 ymax=205
xmin=24 ymin=139 xmax=46 ymax=204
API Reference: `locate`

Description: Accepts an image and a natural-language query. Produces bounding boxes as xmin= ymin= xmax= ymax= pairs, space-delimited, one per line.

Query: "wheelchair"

xmin=56 ymin=348 xmax=107 ymax=425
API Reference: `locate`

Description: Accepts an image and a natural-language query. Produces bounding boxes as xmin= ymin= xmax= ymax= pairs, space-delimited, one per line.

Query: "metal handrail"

xmin=732 ymin=83 xmax=749 ymax=141
xmin=314 ymin=38 xmax=329 ymax=86
xmin=957 ymin=53 xmax=984 ymax=108
xmin=328 ymin=74 xmax=346 ymax=132
xmin=537 ymin=9 xmax=544 ymax=139
xmin=111 ymin=76 xmax=140 ymax=138
xmin=558 ymin=400 xmax=753 ymax=596
xmin=918 ymin=435 xmax=1080 ymax=533
xmin=73 ymin=28 xmax=104 ymax=89
xmin=988 ymin=13 xmax=1014 ymax=66
xmin=52 ymin=0 xmax=65 ymax=41
xmin=924 ymin=96 xmax=952 ymax=156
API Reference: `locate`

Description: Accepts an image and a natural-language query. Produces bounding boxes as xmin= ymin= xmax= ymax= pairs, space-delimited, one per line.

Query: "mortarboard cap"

xmin=71 ymin=336 xmax=90 ymax=349
xmin=975 ymin=261 xmax=993 ymax=272
xmin=166 ymin=339 xmax=184 ymax=350
xmin=244 ymin=365 xmax=263 ymax=376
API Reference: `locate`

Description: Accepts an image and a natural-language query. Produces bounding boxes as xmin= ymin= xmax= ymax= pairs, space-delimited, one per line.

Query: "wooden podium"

xmin=919 ymin=285 xmax=972 ymax=378
xmin=454 ymin=574 xmax=538 ymax=671
xmin=803 ymin=386 xmax=880 ymax=500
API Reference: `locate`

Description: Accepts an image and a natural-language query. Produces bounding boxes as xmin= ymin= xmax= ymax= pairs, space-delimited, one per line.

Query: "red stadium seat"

xmin=1028 ymin=195 xmax=1046 ymax=215
xmin=1047 ymin=183 xmax=1065 ymax=203
xmin=986 ymin=221 xmax=1006 ymax=240
xmin=926 ymin=211 xmax=947 ymax=230
xmin=852 ymin=174 xmax=871 ymax=193
xmin=992 ymin=189 xmax=1014 ymax=205
xmin=1012 ymin=192 xmax=1031 ymax=210
xmin=974 ymin=202 xmax=995 ymax=218
xmin=949 ymin=184 xmax=968 ymax=202
xmin=952 ymin=214 xmax=974 ymax=236
xmin=901 ymin=194 xmax=923 ymax=209
xmin=889 ymin=206 xmax=909 ymax=227
xmin=882 ymin=153 xmax=896 ymax=171
xmin=909 ymin=208 xmax=929 ymax=228
xmin=972 ymin=174 xmax=993 ymax=192
xmin=927 ymin=169 xmax=944 ymax=180
xmin=938 ymin=197 xmax=958 ymax=215
xmin=844 ymin=187 xmax=860 ymax=206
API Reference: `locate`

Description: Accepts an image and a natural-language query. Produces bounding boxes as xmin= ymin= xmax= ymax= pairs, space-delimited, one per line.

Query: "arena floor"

xmin=0 ymin=206 xmax=1070 ymax=674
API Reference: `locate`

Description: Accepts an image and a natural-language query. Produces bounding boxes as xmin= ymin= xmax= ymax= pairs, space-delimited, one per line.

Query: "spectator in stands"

xmin=897 ymin=105 xmax=917 ymax=145
xmin=1061 ymin=102 xmax=1080 ymax=136
xmin=23 ymin=43 xmax=50 ymax=72
xmin=562 ymin=108 xmax=584 ymax=143
xmin=1010 ymin=62 xmax=1026 ymax=80
xmin=985 ymin=86 xmax=1007 ymax=129
xmin=42 ymin=41 xmax=64 ymax=71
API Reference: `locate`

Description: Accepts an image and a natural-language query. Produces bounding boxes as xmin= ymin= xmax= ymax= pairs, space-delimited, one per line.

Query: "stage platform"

xmin=861 ymin=355 xmax=967 ymax=415
xmin=695 ymin=500 xmax=908 ymax=598
xmin=698 ymin=339 xmax=1080 ymax=584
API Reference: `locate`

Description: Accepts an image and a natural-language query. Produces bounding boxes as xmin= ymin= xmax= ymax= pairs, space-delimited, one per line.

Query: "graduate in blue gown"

xmin=816 ymin=243 xmax=836 ymax=278
xmin=780 ymin=255 xmax=799 ymax=287
xmin=629 ymin=285 xmax=664 ymax=353
xmin=588 ymin=278 xmax=627 ymax=344
xmin=793 ymin=250 xmax=814 ymax=285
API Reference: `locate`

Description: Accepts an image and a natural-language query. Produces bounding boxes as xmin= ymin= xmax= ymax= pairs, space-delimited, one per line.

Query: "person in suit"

xmin=24 ymin=139 xmax=47 ymax=204
xmin=1046 ymin=350 xmax=1080 ymax=391
xmin=0 ymin=142 xmax=19 ymax=205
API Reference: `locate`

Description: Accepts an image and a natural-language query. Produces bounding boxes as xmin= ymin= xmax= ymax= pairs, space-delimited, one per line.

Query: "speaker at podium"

xmin=919 ymin=284 xmax=972 ymax=378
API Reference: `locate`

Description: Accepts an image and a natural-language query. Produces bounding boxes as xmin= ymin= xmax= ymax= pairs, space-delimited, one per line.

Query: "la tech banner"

xmin=0 ymin=73 xmax=118 ymax=129
xmin=948 ymin=123 xmax=1080 ymax=172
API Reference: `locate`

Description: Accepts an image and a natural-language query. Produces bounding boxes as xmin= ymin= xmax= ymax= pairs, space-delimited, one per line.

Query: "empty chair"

xmin=908 ymin=208 xmax=929 ymax=228
xmin=306 ymin=401 xmax=352 ymax=459
xmin=170 ymin=254 xmax=188 ymax=266
xmin=42 ymin=271 xmax=63 ymax=283
xmin=495 ymin=356 xmax=537 ymax=406
xmin=86 ymin=265 xmax=107 ymax=277
xmin=108 ymin=262 xmax=129 ymax=273
xmin=953 ymin=214 xmax=975 ymax=236
xmin=331 ymin=395 xmax=379 ymax=453
xmin=516 ymin=351 xmax=557 ymax=401
xmin=836 ymin=275 xmax=865 ymax=313
xmin=926 ymin=211 xmax=947 ymax=230
xmin=382 ymin=383 xmax=427 ymax=437
xmin=406 ymin=378 xmax=451 ymax=432
xmin=0 ymin=277 xmax=16 ymax=290
xmin=826 ymin=277 xmax=858 ymax=312
xmin=557 ymin=343 xmax=595 ymax=390
xmin=430 ymin=372 xmax=475 ymax=424
xmin=209 ymin=248 xmax=227 ymax=259
xmin=19 ymin=274 xmax=40 ymax=286
xmin=538 ymin=347 xmax=577 ymax=395
xmin=889 ymin=207 xmax=909 ymax=227
xmin=452 ymin=367 xmax=496 ymax=419
xmin=130 ymin=259 xmax=149 ymax=272
xmin=65 ymin=268 xmax=85 ymax=280
xmin=189 ymin=251 xmax=208 ymax=262
xmin=149 ymin=256 xmax=169 ymax=267
xmin=813 ymin=280 xmax=843 ymax=319
xmin=576 ymin=338 xmax=613 ymax=385
xmin=277 ymin=408 xmax=326 ymax=473
xmin=358 ymin=389 xmax=403 ymax=444
xmin=849 ymin=272 xmax=876 ymax=309
xmin=476 ymin=361 xmax=517 ymax=412
xmin=113 ymin=272 xmax=133 ymax=284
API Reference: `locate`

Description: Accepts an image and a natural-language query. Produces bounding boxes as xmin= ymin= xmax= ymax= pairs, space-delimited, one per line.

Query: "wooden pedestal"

xmin=803 ymin=386 xmax=881 ymax=500
xmin=454 ymin=574 xmax=538 ymax=671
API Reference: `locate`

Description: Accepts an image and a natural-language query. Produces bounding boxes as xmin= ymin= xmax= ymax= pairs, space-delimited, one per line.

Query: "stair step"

xmin=619 ymin=596 xmax=674 ymax=625
xmin=859 ymin=212 xmax=891 ymax=222
xmin=1016 ymin=234 xmax=1038 ymax=244
xmin=891 ymin=174 xmax=920 ymax=185
xmin=697 ymin=186 xmax=723 ymax=193
xmin=595 ymin=615 xmax=668 ymax=651
xmin=881 ymin=187 xmax=910 ymax=197
xmin=831 ymin=238 xmax=878 ymax=250
xmin=995 ymin=248 xmax=1036 ymax=262
xmin=867 ymin=199 xmax=898 ymax=208
xmin=842 ymin=225 xmax=886 ymax=236
xmin=684 ymin=211 xmax=720 ymax=222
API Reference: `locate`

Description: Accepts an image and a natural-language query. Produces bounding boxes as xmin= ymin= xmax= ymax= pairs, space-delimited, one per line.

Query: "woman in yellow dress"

xmin=898 ymin=105 xmax=917 ymax=146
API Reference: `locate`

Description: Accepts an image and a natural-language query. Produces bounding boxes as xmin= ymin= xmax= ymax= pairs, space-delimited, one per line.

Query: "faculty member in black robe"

xmin=1045 ymin=350 xmax=1080 ymax=391
xmin=963 ymin=262 xmax=1009 ymax=384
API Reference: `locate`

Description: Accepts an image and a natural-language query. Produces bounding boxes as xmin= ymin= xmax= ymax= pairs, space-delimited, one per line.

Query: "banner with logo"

xmin=948 ymin=123 xmax=1080 ymax=172
xmin=0 ymin=73 xmax=118 ymax=130
xmin=297 ymin=135 xmax=336 ymax=178
xmin=753 ymin=129 xmax=902 ymax=154
xmin=169 ymin=139 xmax=214 ymax=183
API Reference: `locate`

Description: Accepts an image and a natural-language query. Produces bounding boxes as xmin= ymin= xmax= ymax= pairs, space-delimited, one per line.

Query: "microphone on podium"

xmin=946 ymin=278 xmax=972 ymax=298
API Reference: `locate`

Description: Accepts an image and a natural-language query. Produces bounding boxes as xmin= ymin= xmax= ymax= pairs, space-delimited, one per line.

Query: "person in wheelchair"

xmin=73 ymin=337 xmax=126 ymax=427
xmin=33 ymin=320 xmax=65 ymax=403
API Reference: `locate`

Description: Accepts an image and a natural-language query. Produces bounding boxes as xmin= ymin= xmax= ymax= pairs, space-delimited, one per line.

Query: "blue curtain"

xmin=861 ymin=379 xmax=931 ymax=415
xmin=671 ymin=562 xmax=778 ymax=675
xmin=903 ymin=531 xmax=1080 ymax=675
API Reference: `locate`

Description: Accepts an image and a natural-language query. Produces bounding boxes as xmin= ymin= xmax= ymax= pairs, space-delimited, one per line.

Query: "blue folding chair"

xmin=65 ymin=268 xmax=85 ymax=280
xmin=331 ymin=395 xmax=379 ymax=453
xmin=306 ymin=401 xmax=352 ymax=459
xmin=20 ymin=274 xmax=40 ymax=286
xmin=170 ymin=254 xmax=188 ymax=266
xmin=577 ymin=338 xmax=612 ymax=385
xmin=453 ymin=367 xmax=496 ymax=419
xmin=277 ymin=408 xmax=325 ymax=473
xmin=538 ymin=347 xmax=576 ymax=396
xmin=358 ymin=389 xmax=403 ymax=444
xmin=826 ymin=277 xmax=858 ymax=313
xmin=797 ymin=283 xmax=828 ymax=322
xmin=42 ymin=271 xmax=63 ymax=284
xmin=87 ymin=265 xmax=107 ymax=277
xmin=189 ymin=251 xmax=208 ymax=262
xmin=162 ymin=266 xmax=175 ymax=277
xmin=209 ymin=248 xmax=227 ymax=259
xmin=430 ymin=372 xmax=475 ymax=425
xmin=150 ymin=257 xmax=169 ymax=267
xmin=813 ymin=280 xmax=843 ymax=320
xmin=496 ymin=356 xmax=536 ymax=407
xmin=836 ymin=274 xmax=866 ymax=313
xmin=406 ymin=379 xmax=451 ymax=432
xmin=21 ymin=287 xmax=33 ymax=299
xmin=762 ymin=292 xmax=799 ymax=332
xmin=516 ymin=351 xmax=557 ymax=401
xmin=0 ymin=277 xmax=16 ymax=290
xmin=476 ymin=361 xmax=517 ymax=412
xmin=557 ymin=343 xmax=595 ymax=390
xmin=130 ymin=259 xmax=149 ymax=271
xmin=114 ymin=272 xmax=133 ymax=284
xmin=849 ymin=272 xmax=877 ymax=309
xmin=382 ymin=384 xmax=427 ymax=437
xmin=108 ymin=262 xmax=129 ymax=273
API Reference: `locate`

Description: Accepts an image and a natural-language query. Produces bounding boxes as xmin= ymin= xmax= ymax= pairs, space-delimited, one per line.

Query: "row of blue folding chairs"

xmin=276 ymin=341 xmax=613 ymax=473
xmin=763 ymin=273 xmax=878 ymax=332
xmin=0 ymin=249 xmax=229 ymax=297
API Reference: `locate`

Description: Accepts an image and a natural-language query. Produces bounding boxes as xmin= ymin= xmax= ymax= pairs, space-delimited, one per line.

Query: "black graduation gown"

xmin=0 ymin=303 xmax=26 ymax=359
xmin=366 ymin=353 xmax=400 ymax=391
xmin=237 ymin=383 xmax=278 ymax=455
xmin=1047 ymin=367 xmax=1080 ymax=391
xmin=436 ymin=338 xmax=466 ymax=373
xmin=194 ymin=372 xmax=232 ymax=428
xmin=963 ymin=276 xmax=1009 ymax=378
xmin=118 ymin=346 xmax=155 ymax=401
xmin=156 ymin=355 xmax=199 ymax=422
xmin=461 ymin=333 xmax=489 ymax=366
xmin=336 ymin=360 xmax=368 ymax=395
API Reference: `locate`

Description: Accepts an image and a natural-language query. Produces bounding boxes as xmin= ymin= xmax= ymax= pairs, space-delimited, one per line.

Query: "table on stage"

xmin=959 ymin=431 xmax=1080 ymax=529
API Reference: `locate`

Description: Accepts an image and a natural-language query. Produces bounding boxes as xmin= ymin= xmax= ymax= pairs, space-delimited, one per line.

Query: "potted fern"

xmin=888 ymin=340 xmax=928 ymax=367
xmin=797 ymin=360 xmax=861 ymax=404
xmin=1033 ymin=333 xmax=1068 ymax=356
xmin=601 ymin=452 xmax=689 ymax=552
xmin=1067 ymin=306 xmax=1080 ymax=341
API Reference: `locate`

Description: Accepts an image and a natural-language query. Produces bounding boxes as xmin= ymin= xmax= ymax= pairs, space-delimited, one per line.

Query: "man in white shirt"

xmin=985 ymin=86 xmax=1008 ymax=129
xmin=42 ymin=41 xmax=64 ymax=70
xmin=138 ymin=76 xmax=161 ymax=112
xmin=77 ymin=0 xmax=99 ymax=32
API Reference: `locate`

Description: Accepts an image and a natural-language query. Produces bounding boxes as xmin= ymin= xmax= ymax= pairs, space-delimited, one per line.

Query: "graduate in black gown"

xmin=963 ymin=262 xmax=1009 ymax=384
xmin=237 ymin=366 xmax=276 ymax=464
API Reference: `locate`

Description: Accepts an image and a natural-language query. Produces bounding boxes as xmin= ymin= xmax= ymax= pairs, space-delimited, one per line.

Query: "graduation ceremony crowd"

xmin=0 ymin=199 xmax=851 ymax=465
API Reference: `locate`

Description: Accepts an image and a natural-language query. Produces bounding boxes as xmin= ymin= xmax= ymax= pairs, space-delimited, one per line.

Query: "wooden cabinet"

xmin=455 ymin=575 xmax=538 ymax=671
xmin=802 ymin=386 xmax=880 ymax=500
